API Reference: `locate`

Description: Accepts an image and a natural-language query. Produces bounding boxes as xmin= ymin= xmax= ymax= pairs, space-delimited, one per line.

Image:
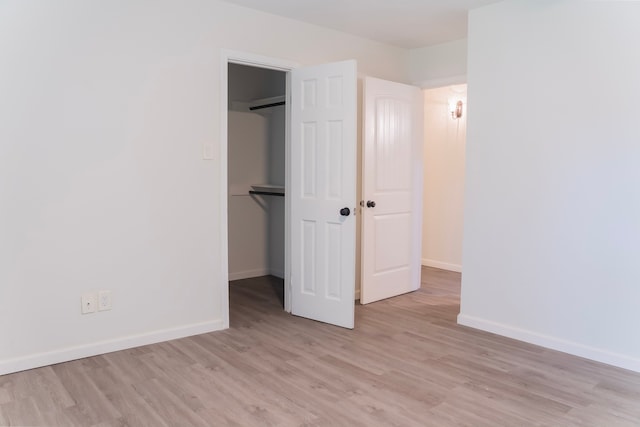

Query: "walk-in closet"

xmin=227 ymin=63 xmax=286 ymax=297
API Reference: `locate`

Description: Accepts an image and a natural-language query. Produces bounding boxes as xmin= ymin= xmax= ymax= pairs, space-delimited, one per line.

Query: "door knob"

xmin=366 ymin=200 xmax=376 ymax=208
xmin=340 ymin=207 xmax=350 ymax=216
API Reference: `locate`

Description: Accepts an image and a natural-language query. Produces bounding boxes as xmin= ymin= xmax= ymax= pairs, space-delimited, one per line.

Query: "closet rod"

xmin=249 ymin=101 xmax=285 ymax=111
xmin=249 ymin=190 xmax=285 ymax=197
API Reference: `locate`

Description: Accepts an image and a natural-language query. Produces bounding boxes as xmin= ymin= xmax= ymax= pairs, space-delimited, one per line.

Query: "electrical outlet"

xmin=98 ymin=290 xmax=112 ymax=311
xmin=81 ymin=293 xmax=97 ymax=314
xmin=202 ymin=143 xmax=214 ymax=160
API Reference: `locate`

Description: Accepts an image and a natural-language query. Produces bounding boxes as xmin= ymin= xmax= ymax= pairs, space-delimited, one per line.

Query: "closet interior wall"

xmin=227 ymin=64 xmax=286 ymax=281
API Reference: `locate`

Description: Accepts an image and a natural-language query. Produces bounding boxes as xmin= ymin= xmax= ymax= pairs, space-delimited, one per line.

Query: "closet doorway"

xmin=223 ymin=52 xmax=425 ymax=330
xmin=227 ymin=63 xmax=287 ymax=317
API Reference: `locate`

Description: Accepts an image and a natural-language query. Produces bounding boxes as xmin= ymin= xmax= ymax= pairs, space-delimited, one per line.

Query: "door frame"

xmin=220 ymin=50 xmax=299 ymax=327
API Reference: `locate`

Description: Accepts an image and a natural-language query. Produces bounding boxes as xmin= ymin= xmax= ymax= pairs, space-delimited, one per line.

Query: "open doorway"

xmin=221 ymin=54 xmax=360 ymax=330
xmin=421 ymin=84 xmax=467 ymax=274
xmin=221 ymin=53 xmax=426 ymax=329
xmin=227 ymin=63 xmax=287 ymax=319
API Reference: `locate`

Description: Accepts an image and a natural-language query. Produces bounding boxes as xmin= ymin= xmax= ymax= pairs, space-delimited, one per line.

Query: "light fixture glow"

xmin=449 ymin=99 xmax=463 ymax=119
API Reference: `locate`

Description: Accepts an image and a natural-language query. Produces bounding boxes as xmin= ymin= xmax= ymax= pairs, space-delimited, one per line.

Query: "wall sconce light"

xmin=449 ymin=99 xmax=463 ymax=119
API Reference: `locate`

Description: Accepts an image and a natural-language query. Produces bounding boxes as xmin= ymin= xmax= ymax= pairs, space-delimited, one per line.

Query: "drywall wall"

xmin=408 ymin=39 xmax=467 ymax=88
xmin=422 ymin=85 xmax=466 ymax=272
xmin=267 ymin=105 xmax=286 ymax=278
xmin=0 ymin=0 xmax=408 ymax=374
xmin=227 ymin=111 xmax=269 ymax=279
xmin=460 ymin=0 xmax=640 ymax=372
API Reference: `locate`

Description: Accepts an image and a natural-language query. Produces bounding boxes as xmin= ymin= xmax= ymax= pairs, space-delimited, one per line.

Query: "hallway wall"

xmin=422 ymin=85 xmax=466 ymax=272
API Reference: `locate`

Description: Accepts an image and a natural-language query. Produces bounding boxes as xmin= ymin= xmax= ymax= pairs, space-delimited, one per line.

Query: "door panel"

xmin=361 ymin=77 xmax=423 ymax=304
xmin=290 ymin=60 xmax=357 ymax=328
xmin=374 ymin=213 xmax=411 ymax=271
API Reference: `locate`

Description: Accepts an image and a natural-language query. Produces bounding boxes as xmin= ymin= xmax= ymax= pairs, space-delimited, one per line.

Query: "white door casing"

xmin=360 ymin=77 xmax=423 ymax=304
xmin=221 ymin=50 xmax=299 ymax=327
xmin=290 ymin=60 xmax=357 ymax=328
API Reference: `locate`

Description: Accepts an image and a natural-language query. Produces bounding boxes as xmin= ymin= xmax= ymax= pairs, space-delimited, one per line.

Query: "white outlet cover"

xmin=81 ymin=293 xmax=97 ymax=314
xmin=202 ymin=143 xmax=214 ymax=160
xmin=98 ymin=290 xmax=112 ymax=311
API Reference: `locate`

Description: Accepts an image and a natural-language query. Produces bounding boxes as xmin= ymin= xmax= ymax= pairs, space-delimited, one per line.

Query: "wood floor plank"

xmin=88 ymin=364 xmax=170 ymax=427
xmin=51 ymin=361 xmax=122 ymax=426
xmin=1 ymin=267 xmax=640 ymax=426
xmin=0 ymin=366 xmax=75 ymax=413
xmin=130 ymin=376 xmax=211 ymax=427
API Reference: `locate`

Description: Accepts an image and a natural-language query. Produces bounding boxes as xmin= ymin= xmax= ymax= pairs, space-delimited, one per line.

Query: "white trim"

xmin=421 ymin=258 xmax=462 ymax=273
xmin=220 ymin=49 xmax=299 ymax=322
xmin=414 ymin=74 xmax=467 ymax=90
xmin=222 ymin=49 xmax=299 ymax=71
xmin=270 ymin=268 xmax=284 ymax=279
xmin=0 ymin=320 xmax=224 ymax=376
xmin=228 ymin=269 xmax=284 ymax=281
xmin=355 ymin=288 xmax=361 ymax=301
xmin=220 ymin=52 xmax=230 ymax=329
xmin=283 ymin=70 xmax=292 ymax=314
xmin=457 ymin=314 xmax=640 ymax=373
xmin=228 ymin=268 xmax=271 ymax=281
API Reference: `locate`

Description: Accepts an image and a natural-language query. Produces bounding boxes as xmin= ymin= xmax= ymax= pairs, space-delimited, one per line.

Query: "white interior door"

xmin=290 ymin=60 xmax=357 ymax=328
xmin=360 ymin=76 xmax=423 ymax=304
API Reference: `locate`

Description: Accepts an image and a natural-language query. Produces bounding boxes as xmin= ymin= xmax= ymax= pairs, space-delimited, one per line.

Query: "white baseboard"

xmin=0 ymin=319 xmax=225 ymax=376
xmin=421 ymin=259 xmax=462 ymax=273
xmin=228 ymin=268 xmax=270 ymax=281
xmin=229 ymin=268 xmax=285 ymax=281
xmin=269 ymin=268 xmax=284 ymax=279
xmin=457 ymin=314 xmax=640 ymax=373
xmin=355 ymin=288 xmax=361 ymax=301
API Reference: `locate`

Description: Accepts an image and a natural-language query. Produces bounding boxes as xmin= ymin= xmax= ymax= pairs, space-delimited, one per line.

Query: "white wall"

xmin=408 ymin=39 xmax=467 ymax=88
xmin=0 ymin=0 xmax=408 ymax=374
xmin=460 ymin=0 xmax=640 ymax=372
xmin=227 ymin=105 xmax=285 ymax=280
xmin=227 ymin=112 xmax=270 ymax=280
xmin=422 ymin=85 xmax=466 ymax=272
xmin=267 ymin=106 xmax=286 ymax=278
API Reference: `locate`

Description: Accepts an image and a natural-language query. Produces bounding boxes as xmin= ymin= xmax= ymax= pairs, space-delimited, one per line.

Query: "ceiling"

xmin=219 ymin=0 xmax=501 ymax=48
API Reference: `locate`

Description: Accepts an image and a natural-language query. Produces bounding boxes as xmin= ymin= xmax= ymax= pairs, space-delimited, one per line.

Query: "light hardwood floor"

xmin=1 ymin=267 xmax=640 ymax=426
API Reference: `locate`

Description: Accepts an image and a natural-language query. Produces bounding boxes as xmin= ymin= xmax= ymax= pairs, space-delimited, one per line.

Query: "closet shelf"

xmin=248 ymin=95 xmax=286 ymax=111
xmin=249 ymin=190 xmax=284 ymax=197
xmin=250 ymin=184 xmax=284 ymax=197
